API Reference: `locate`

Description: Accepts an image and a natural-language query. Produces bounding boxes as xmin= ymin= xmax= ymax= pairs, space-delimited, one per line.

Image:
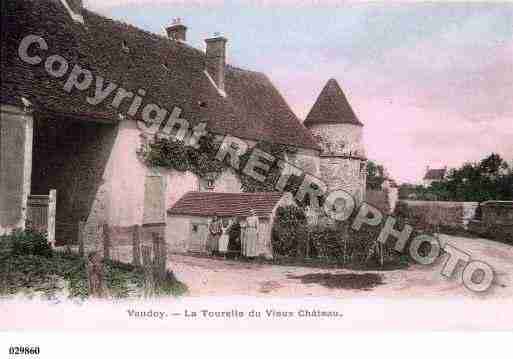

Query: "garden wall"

xmin=468 ymin=201 xmax=513 ymax=243
xmin=366 ymin=190 xmax=391 ymax=214
xmin=395 ymin=200 xmax=479 ymax=230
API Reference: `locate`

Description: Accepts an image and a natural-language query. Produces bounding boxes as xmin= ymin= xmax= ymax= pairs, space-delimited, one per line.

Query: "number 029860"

xmin=9 ymin=346 xmax=40 ymax=356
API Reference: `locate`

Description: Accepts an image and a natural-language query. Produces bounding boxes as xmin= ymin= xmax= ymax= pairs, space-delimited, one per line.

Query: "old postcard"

xmin=1 ymin=0 xmax=512 ymax=355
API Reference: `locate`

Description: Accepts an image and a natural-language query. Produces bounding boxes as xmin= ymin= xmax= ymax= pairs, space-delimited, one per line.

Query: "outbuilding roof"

xmin=168 ymin=192 xmax=287 ymax=218
xmin=1 ymin=0 xmax=320 ymax=150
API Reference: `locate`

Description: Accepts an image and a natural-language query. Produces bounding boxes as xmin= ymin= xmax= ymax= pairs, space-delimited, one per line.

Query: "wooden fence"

xmin=26 ymin=189 xmax=57 ymax=246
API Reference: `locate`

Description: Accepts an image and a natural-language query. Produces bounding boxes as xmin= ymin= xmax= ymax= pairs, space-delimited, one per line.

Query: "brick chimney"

xmin=166 ymin=18 xmax=187 ymax=42
xmin=205 ymin=33 xmax=228 ymax=92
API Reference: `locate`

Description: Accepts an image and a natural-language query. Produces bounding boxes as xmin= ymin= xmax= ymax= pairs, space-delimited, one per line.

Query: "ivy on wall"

xmin=137 ymin=134 xmax=309 ymax=201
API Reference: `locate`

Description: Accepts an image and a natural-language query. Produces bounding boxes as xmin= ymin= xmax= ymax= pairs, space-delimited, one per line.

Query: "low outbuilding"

xmin=166 ymin=191 xmax=296 ymax=258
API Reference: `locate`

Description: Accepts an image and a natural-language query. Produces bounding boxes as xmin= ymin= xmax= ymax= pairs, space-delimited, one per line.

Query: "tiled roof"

xmin=1 ymin=0 xmax=320 ymax=150
xmin=168 ymin=191 xmax=285 ymax=217
xmin=304 ymin=78 xmax=363 ymax=127
xmin=423 ymin=168 xmax=446 ymax=180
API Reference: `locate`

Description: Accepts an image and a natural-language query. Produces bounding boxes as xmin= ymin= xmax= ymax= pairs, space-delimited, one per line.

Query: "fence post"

xmin=132 ymin=225 xmax=141 ymax=266
xmin=47 ymin=189 xmax=57 ymax=247
xmin=78 ymin=220 xmax=85 ymax=258
xmin=142 ymin=245 xmax=154 ymax=297
xmin=152 ymin=233 xmax=161 ymax=288
xmin=103 ymin=223 xmax=111 ymax=260
xmin=87 ymin=251 xmax=104 ymax=298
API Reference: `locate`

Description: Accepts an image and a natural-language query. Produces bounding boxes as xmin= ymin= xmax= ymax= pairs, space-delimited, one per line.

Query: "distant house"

xmin=423 ymin=167 xmax=447 ymax=187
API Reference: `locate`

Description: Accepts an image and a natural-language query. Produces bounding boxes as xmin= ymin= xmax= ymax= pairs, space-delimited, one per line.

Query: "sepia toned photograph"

xmin=1 ymin=0 xmax=512 ymax=346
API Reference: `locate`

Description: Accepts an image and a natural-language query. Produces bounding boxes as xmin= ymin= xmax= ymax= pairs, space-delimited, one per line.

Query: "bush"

xmin=272 ymin=206 xmax=308 ymax=257
xmin=310 ymin=222 xmax=383 ymax=264
xmin=271 ymin=207 xmax=417 ymax=268
xmin=0 ymin=229 xmax=53 ymax=258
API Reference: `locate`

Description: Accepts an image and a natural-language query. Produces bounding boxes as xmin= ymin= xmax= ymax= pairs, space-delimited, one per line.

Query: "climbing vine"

xmin=137 ymin=133 xmax=307 ymax=197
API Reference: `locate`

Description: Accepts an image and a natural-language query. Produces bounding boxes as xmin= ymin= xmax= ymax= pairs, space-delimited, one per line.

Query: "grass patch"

xmin=0 ymin=231 xmax=187 ymax=299
xmin=207 ymin=252 xmax=410 ymax=271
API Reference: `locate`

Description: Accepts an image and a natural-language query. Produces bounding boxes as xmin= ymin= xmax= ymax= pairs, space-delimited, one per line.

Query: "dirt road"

xmin=169 ymin=235 xmax=513 ymax=298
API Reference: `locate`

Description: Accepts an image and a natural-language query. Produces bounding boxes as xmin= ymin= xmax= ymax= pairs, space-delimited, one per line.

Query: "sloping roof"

xmin=423 ymin=168 xmax=446 ymax=180
xmin=303 ymin=78 xmax=363 ymax=127
xmin=168 ymin=191 xmax=286 ymax=217
xmin=1 ymin=0 xmax=319 ymax=150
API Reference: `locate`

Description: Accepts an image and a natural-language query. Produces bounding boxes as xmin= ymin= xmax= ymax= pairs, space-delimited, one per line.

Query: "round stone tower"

xmin=304 ymin=79 xmax=367 ymax=204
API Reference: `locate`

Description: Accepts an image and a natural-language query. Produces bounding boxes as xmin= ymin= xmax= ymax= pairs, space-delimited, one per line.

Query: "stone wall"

xmin=366 ymin=190 xmax=391 ymax=214
xmin=468 ymin=201 xmax=513 ymax=243
xmin=395 ymin=200 xmax=479 ymax=230
xmin=308 ymin=123 xmax=366 ymax=159
xmin=165 ymin=170 xmax=200 ymax=207
xmin=0 ymin=105 xmax=33 ymax=234
xmin=319 ymin=156 xmax=366 ymax=203
xmin=480 ymin=201 xmax=513 ymax=224
xmin=166 ymin=214 xmax=201 ymax=252
xmin=286 ymin=148 xmax=321 ymax=177
xmin=307 ymin=123 xmax=366 ymax=203
xmin=211 ymin=168 xmax=242 ymax=193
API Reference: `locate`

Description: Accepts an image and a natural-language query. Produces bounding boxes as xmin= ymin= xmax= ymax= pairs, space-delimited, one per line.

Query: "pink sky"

xmin=87 ymin=1 xmax=513 ymax=183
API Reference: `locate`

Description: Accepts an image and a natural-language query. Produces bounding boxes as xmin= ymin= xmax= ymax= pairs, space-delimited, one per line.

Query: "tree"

xmin=406 ymin=153 xmax=513 ymax=202
xmin=479 ymin=153 xmax=509 ymax=178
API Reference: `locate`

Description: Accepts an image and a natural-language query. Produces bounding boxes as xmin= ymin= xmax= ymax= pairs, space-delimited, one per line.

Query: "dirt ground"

xmin=169 ymin=234 xmax=513 ymax=299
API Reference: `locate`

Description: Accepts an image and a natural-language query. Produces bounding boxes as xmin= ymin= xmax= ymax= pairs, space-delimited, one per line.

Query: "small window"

xmin=121 ymin=40 xmax=130 ymax=53
xmin=192 ymin=224 xmax=198 ymax=233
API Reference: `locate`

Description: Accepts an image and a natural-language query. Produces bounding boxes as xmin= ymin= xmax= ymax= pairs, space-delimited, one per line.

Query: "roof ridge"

xmin=82 ymin=8 xmax=205 ymax=56
xmin=3 ymin=0 xmax=321 ymax=151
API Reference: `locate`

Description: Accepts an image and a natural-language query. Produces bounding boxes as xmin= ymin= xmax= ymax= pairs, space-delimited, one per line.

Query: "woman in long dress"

xmin=218 ymin=218 xmax=231 ymax=256
xmin=245 ymin=209 xmax=259 ymax=258
xmin=207 ymin=216 xmax=222 ymax=256
xmin=240 ymin=219 xmax=247 ymax=257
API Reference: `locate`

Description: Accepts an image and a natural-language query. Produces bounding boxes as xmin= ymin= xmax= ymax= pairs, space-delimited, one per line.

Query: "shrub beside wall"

xmin=271 ymin=206 xmax=412 ymax=266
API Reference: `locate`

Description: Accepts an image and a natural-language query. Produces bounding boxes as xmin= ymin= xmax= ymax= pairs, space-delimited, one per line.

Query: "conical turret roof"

xmin=304 ymin=78 xmax=363 ymax=127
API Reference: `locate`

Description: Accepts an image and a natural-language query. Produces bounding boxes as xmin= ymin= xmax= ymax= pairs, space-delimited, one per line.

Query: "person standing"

xmin=228 ymin=217 xmax=242 ymax=258
xmin=245 ymin=209 xmax=259 ymax=258
xmin=305 ymin=205 xmax=319 ymax=258
xmin=208 ymin=215 xmax=222 ymax=256
xmin=218 ymin=218 xmax=231 ymax=257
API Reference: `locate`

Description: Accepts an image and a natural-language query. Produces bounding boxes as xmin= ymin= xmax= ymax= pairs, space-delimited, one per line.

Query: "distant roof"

xmin=304 ymin=78 xmax=363 ymax=127
xmin=424 ymin=168 xmax=446 ymax=180
xmin=168 ymin=192 xmax=286 ymax=217
xmin=1 ymin=0 xmax=320 ymax=150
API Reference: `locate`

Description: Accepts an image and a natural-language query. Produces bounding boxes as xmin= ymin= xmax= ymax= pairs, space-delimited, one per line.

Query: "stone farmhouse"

xmin=0 ymin=0 xmax=367 ymax=257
